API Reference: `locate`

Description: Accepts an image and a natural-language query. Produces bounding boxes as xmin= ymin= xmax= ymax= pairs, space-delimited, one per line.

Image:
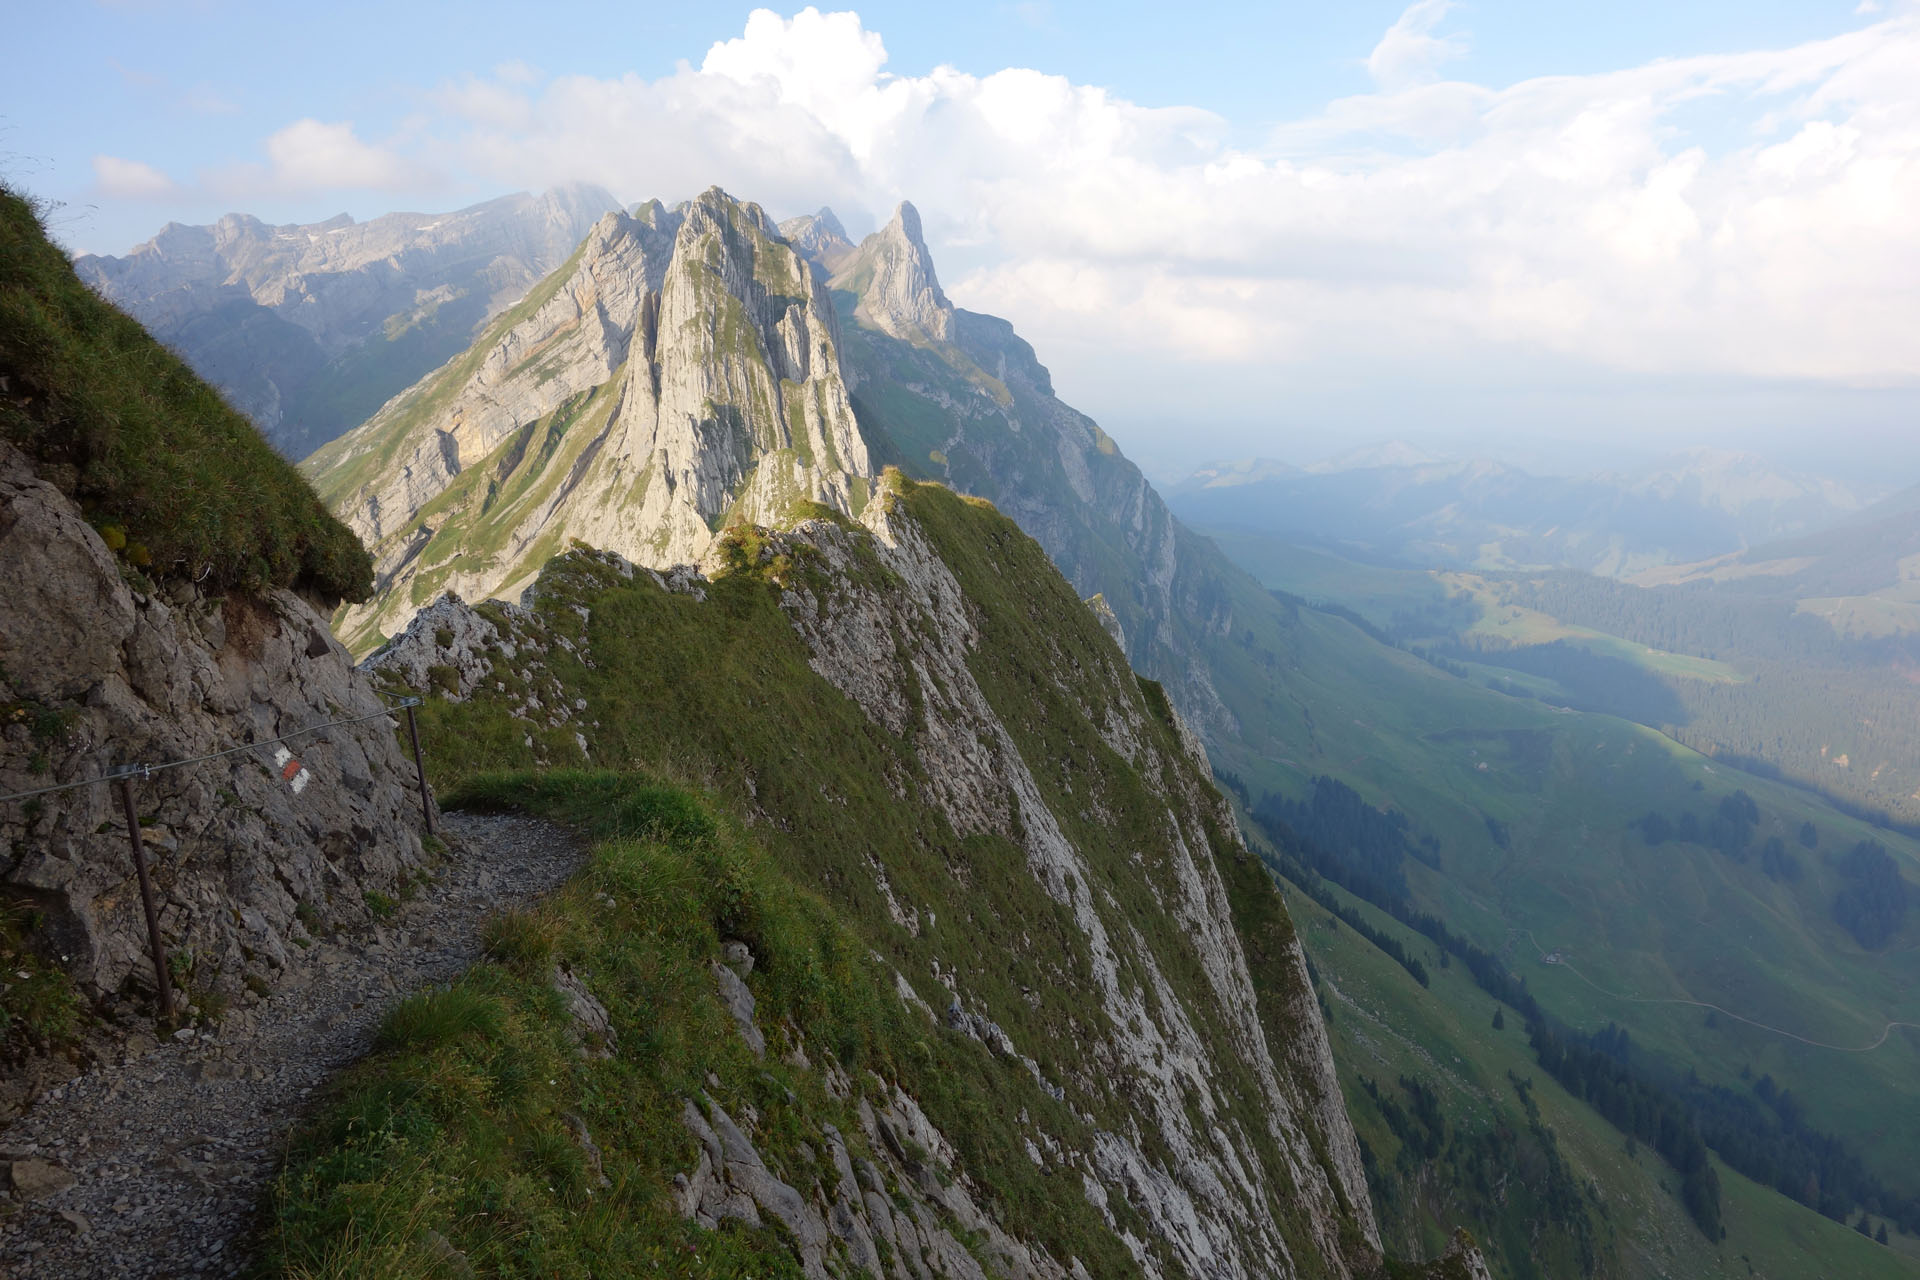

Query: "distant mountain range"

xmin=1169 ymin=446 xmax=1872 ymax=577
xmin=73 ymin=184 xmax=622 ymax=458
xmin=1637 ymin=477 xmax=1920 ymax=602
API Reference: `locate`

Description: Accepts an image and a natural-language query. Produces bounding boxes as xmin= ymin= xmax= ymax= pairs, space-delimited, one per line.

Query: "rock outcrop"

xmin=0 ymin=441 xmax=430 ymax=1010
xmin=777 ymin=488 xmax=1377 ymax=1276
xmin=776 ymin=206 xmax=855 ymax=274
xmin=74 ymin=185 xmax=621 ymax=458
xmin=677 ymin=1084 xmax=1086 ymax=1280
xmin=309 ymin=187 xmax=876 ymax=653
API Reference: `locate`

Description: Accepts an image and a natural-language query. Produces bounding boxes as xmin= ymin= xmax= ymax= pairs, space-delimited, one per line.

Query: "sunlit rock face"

xmin=308 ymin=188 xmax=874 ymax=654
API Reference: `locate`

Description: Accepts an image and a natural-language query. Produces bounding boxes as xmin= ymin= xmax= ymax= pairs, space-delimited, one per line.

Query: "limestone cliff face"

xmin=776 ymin=206 xmax=854 ymax=273
xmin=837 ymin=203 xmax=954 ymax=345
xmin=782 ymin=490 xmax=1378 ymax=1277
xmin=0 ymin=442 xmax=429 ymax=1013
xmin=364 ymin=476 xmax=1381 ymax=1278
xmin=75 ymin=185 xmax=621 ymax=458
xmin=818 ymin=213 xmax=1240 ymax=741
xmin=309 ymin=188 xmax=875 ymax=654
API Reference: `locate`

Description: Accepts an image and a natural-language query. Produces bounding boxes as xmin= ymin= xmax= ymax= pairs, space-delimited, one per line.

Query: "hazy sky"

xmin=9 ymin=2 xmax=1919 ymax=479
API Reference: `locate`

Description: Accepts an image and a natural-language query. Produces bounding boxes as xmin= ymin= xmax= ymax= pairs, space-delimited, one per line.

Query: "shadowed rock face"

xmin=0 ymin=442 xmax=428 ymax=1007
xmin=308 ymin=187 xmax=876 ymax=654
xmin=74 ymin=185 xmax=622 ymax=459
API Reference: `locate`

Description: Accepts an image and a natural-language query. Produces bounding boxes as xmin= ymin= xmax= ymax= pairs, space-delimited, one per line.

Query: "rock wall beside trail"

xmin=0 ymin=441 xmax=431 ymax=1018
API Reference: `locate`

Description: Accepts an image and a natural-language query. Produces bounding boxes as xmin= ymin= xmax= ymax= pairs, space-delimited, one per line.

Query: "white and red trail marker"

xmin=271 ymin=747 xmax=311 ymax=794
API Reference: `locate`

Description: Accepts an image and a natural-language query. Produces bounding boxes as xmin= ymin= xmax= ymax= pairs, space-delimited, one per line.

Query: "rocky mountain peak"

xmin=810 ymin=205 xmax=847 ymax=241
xmin=309 ymin=186 xmax=875 ymax=652
xmin=778 ymin=206 xmax=855 ymax=274
xmin=536 ymin=181 xmax=622 ymax=227
xmin=834 ymin=199 xmax=954 ymax=345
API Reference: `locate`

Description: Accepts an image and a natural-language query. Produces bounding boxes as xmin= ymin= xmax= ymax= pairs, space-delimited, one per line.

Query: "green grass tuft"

xmin=263 ymin=769 xmax=1144 ymax=1278
xmin=374 ymin=987 xmax=506 ymax=1054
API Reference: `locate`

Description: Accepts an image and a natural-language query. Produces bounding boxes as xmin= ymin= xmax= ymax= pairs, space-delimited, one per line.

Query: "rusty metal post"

xmin=403 ymin=699 xmax=434 ymax=837
xmin=112 ymin=767 xmax=175 ymax=1018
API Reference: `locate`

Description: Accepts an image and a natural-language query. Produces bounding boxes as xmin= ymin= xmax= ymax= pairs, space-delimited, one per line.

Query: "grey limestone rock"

xmin=777 ymin=207 xmax=855 ymax=276
xmin=712 ymin=960 xmax=766 ymax=1057
xmin=0 ymin=442 xmax=431 ymax=1008
xmin=552 ymin=965 xmax=617 ymax=1060
xmin=677 ymin=1090 xmax=1069 ymax=1280
xmin=849 ymin=202 xmax=953 ymax=345
xmin=361 ymin=593 xmax=520 ymax=701
xmin=316 ymin=187 xmax=876 ymax=652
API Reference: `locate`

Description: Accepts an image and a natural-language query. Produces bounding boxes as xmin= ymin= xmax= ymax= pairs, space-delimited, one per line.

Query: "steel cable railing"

xmin=1 ymin=695 xmax=434 ymax=1015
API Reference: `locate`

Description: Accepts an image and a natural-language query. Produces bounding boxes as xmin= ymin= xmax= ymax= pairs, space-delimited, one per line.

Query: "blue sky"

xmin=8 ymin=2 xmax=1919 ymax=477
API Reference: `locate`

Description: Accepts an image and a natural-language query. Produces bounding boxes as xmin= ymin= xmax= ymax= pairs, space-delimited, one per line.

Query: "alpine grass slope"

xmin=315 ymin=471 xmax=1477 ymax=1278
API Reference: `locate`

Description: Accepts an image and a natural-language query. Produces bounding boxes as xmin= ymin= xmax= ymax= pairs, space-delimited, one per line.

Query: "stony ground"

xmin=0 ymin=811 xmax=584 ymax=1278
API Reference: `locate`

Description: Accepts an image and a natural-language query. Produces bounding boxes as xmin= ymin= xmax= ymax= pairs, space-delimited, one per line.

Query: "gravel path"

xmin=0 ymin=811 xmax=584 ymax=1279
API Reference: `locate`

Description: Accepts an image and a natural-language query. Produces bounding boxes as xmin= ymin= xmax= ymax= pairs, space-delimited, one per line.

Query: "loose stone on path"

xmin=0 ymin=812 xmax=584 ymax=1279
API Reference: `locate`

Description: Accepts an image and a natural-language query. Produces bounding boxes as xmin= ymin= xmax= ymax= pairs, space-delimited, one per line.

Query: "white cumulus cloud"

xmin=92 ymin=154 xmax=177 ymax=199
xmin=1366 ymin=0 xmax=1470 ymax=91
xmin=403 ymin=6 xmax=1920 ymax=392
xmin=262 ymin=119 xmax=416 ymax=192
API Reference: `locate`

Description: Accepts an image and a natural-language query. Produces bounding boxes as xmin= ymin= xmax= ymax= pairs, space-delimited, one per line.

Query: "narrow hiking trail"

xmin=0 ymin=811 xmax=584 ymax=1279
xmin=1517 ymin=928 xmax=1920 ymax=1055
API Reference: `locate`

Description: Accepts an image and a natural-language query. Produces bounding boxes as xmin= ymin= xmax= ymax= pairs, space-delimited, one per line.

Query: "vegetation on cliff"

xmin=326 ymin=477 xmax=1399 ymax=1275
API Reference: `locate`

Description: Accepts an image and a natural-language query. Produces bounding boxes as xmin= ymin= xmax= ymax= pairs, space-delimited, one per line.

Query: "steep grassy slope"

xmin=339 ymin=474 xmax=1418 ymax=1277
xmin=0 ymin=187 xmax=369 ymax=602
xmin=1207 ymin=598 xmax=1920 ymax=1188
xmin=1197 ymin=530 xmax=1920 ymax=1192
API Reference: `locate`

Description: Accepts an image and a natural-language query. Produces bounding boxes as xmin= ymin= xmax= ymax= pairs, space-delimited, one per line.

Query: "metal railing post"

xmin=111 ymin=765 xmax=175 ymax=1019
xmin=402 ymin=698 xmax=434 ymax=837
